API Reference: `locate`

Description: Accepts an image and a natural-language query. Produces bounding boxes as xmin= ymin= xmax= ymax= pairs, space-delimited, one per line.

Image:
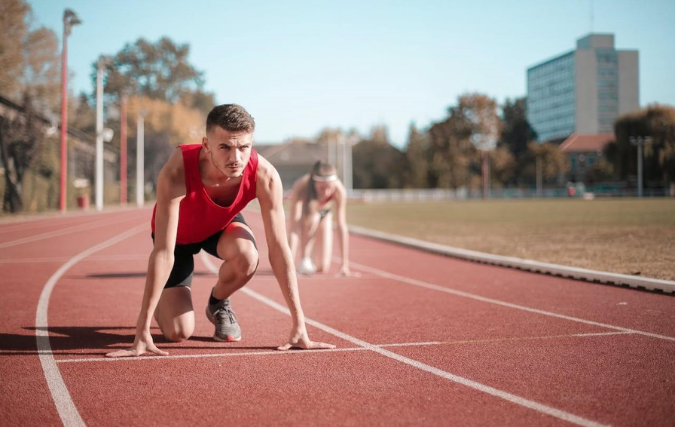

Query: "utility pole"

xmin=629 ymin=136 xmax=652 ymax=198
xmin=59 ymin=9 xmax=81 ymax=212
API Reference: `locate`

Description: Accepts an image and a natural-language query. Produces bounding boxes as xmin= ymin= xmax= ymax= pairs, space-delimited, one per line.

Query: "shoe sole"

xmin=205 ymin=306 xmax=242 ymax=342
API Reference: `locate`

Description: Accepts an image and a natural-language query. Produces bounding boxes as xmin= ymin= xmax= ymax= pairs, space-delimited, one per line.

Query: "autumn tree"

xmin=427 ymin=93 xmax=501 ymax=189
xmin=0 ymin=0 xmax=61 ymax=212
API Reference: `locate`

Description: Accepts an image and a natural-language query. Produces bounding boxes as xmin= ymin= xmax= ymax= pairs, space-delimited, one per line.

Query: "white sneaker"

xmin=298 ymin=257 xmax=316 ymax=275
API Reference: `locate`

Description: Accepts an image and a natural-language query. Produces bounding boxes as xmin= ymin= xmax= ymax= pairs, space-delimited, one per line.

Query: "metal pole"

xmin=481 ymin=151 xmax=488 ymax=199
xmin=59 ymin=17 xmax=69 ymax=212
xmin=341 ymin=135 xmax=347 ymax=184
xmin=136 ymin=114 xmax=145 ymax=208
xmin=95 ymin=61 xmax=104 ymax=211
xmin=346 ymin=138 xmax=353 ymax=197
xmin=120 ymin=94 xmax=127 ymax=205
xmin=637 ymin=139 xmax=643 ymax=198
xmin=536 ymin=156 xmax=542 ymax=197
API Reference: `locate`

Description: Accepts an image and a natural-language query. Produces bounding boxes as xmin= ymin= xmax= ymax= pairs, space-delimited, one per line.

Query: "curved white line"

xmin=36 ymin=224 xmax=147 ymax=427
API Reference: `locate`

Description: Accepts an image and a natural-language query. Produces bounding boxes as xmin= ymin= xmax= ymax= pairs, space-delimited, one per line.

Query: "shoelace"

xmin=215 ymin=306 xmax=237 ymax=326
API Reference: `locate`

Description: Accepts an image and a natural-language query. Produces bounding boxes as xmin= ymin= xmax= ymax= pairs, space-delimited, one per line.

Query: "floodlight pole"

xmin=95 ymin=60 xmax=104 ymax=211
xmin=629 ymin=136 xmax=651 ymax=198
xmin=59 ymin=9 xmax=81 ymax=212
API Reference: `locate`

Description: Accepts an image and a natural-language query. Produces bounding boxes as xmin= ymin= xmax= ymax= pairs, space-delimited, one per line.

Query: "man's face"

xmin=202 ymin=126 xmax=253 ymax=179
xmin=314 ymin=180 xmax=337 ymax=201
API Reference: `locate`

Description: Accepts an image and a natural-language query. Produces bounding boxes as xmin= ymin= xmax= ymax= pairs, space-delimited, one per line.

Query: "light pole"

xmin=629 ymin=136 xmax=652 ymax=198
xmin=136 ymin=110 xmax=147 ymax=208
xmin=59 ymin=9 xmax=81 ymax=212
xmin=95 ymin=57 xmax=114 ymax=211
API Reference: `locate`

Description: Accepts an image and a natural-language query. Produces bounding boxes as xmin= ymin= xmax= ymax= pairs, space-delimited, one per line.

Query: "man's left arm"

xmin=257 ymin=159 xmax=335 ymax=351
xmin=335 ymin=187 xmax=352 ymax=276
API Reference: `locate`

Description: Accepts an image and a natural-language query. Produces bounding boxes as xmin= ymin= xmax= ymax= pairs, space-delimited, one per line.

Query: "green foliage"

xmin=610 ymin=104 xmax=675 ymax=185
xmin=353 ymin=125 xmax=406 ymax=189
xmin=94 ymin=36 xmax=215 ymax=114
xmin=499 ymin=97 xmax=537 ymax=160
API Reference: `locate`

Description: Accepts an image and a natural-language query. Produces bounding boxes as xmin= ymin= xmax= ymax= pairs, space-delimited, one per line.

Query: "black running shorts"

xmin=151 ymin=213 xmax=254 ymax=289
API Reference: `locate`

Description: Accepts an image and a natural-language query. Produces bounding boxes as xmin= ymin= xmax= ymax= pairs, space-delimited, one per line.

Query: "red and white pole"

xmin=59 ymin=19 xmax=68 ymax=212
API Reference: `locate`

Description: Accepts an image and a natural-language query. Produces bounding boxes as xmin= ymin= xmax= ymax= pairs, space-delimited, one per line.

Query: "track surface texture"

xmin=0 ymin=207 xmax=673 ymax=427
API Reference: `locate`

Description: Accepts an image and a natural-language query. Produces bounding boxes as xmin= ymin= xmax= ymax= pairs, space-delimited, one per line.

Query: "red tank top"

xmin=151 ymin=144 xmax=258 ymax=245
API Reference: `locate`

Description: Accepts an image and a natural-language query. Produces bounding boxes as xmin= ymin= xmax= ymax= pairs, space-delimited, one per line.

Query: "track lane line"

xmin=1 ymin=211 xmax=146 ymax=249
xmin=201 ymin=252 xmax=609 ymax=427
xmin=36 ymin=223 xmax=148 ymax=427
xmin=54 ymin=332 xmax=632 ymax=364
xmin=346 ymin=260 xmax=675 ymax=342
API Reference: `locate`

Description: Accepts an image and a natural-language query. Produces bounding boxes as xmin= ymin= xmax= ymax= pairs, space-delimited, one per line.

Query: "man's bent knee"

xmin=230 ymin=248 xmax=259 ymax=279
xmin=163 ymin=325 xmax=194 ymax=342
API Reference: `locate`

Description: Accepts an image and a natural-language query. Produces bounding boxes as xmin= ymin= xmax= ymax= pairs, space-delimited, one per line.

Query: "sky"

xmin=26 ymin=0 xmax=675 ymax=147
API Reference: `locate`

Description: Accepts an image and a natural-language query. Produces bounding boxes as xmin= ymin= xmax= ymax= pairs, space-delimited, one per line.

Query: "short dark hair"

xmin=206 ymin=104 xmax=255 ymax=133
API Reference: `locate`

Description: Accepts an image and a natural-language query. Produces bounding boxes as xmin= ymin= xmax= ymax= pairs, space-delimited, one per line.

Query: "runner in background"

xmin=288 ymin=162 xmax=356 ymax=277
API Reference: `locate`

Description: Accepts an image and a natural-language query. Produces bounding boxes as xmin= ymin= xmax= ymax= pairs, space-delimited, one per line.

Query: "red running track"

xmin=0 ymin=207 xmax=674 ymax=426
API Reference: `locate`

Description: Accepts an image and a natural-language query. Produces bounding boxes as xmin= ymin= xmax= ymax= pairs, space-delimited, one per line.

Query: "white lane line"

xmin=0 ymin=255 xmax=148 ymax=264
xmin=36 ymin=223 xmax=147 ymax=427
xmin=376 ymin=332 xmax=634 ymax=348
xmin=201 ymin=253 xmax=608 ymax=427
xmin=56 ymin=347 xmax=368 ymax=364
xmin=348 ymin=261 xmax=675 ymax=342
xmin=0 ymin=212 xmax=144 ymax=249
xmin=53 ymin=332 xmax=634 ymax=364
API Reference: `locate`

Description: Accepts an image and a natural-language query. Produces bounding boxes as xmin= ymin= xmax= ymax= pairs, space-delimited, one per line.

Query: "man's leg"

xmin=313 ymin=212 xmax=333 ymax=273
xmin=212 ymin=222 xmax=259 ymax=300
xmin=204 ymin=220 xmax=258 ymax=342
xmin=152 ymin=247 xmax=196 ymax=342
xmin=154 ymin=286 xmax=195 ymax=342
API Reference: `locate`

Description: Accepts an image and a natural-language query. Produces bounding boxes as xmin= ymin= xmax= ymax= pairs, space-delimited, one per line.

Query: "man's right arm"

xmin=106 ymin=147 xmax=185 ymax=357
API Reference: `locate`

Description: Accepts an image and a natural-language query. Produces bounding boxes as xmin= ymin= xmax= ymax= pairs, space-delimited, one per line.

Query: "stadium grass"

xmin=346 ymin=198 xmax=675 ymax=281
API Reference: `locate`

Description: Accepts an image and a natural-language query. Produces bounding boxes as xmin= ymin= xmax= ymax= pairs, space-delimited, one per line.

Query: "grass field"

xmin=346 ymin=198 xmax=675 ymax=281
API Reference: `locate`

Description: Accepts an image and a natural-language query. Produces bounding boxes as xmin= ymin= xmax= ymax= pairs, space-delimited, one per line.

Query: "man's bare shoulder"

xmin=255 ymin=154 xmax=279 ymax=186
xmin=158 ymin=147 xmax=187 ymax=200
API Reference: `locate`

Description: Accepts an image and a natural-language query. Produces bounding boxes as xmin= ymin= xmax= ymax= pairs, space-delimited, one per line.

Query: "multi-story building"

xmin=527 ymin=34 xmax=639 ymax=142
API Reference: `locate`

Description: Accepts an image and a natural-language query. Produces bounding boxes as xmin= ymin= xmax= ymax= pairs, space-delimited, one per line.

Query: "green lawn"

xmin=346 ymin=198 xmax=675 ymax=281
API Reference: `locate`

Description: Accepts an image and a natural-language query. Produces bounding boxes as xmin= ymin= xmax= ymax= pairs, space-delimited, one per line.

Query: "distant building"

xmin=527 ymin=34 xmax=639 ymax=143
xmin=256 ymin=141 xmax=329 ymax=192
xmin=558 ymin=132 xmax=614 ymax=182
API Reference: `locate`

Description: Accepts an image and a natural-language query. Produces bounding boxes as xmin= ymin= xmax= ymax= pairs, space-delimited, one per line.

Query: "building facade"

xmin=527 ymin=34 xmax=639 ymax=142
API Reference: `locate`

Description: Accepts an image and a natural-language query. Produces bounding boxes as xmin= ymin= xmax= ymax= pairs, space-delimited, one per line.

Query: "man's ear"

xmin=202 ymin=136 xmax=210 ymax=152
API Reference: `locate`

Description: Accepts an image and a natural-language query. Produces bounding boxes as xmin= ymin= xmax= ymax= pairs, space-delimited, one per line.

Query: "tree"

xmin=353 ymin=125 xmax=406 ymax=189
xmin=427 ymin=93 xmax=500 ymax=189
xmin=520 ymin=142 xmax=568 ymax=186
xmin=404 ymin=123 xmax=431 ymax=188
xmin=499 ymin=97 xmax=537 ymax=160
xmin=609 ymin=104 xmax=675 ymax=188
xmin=94 ymin=37 xmax=215 ymax=114
xmin=0 ymin=95 xmax=45 ymax=212
xmin=0 ymin=0 xmax=61 ymax=212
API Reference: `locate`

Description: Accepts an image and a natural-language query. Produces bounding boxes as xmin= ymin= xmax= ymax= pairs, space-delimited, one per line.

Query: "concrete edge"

xmin=348 ymin=225 xmax=675 ymax=295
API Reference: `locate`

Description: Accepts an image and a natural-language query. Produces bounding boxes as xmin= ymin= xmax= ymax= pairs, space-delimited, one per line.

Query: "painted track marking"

xmin=1 ymin=212 xmax=143 ymax=249
xmin=54 ymin=331 xmax=632 ymax=364
xmin=36 ymin=223 xmax=147 ymax=427
xmin=201 ymin=253 xmax=609 ymax=427
xmin=347 ymin=260 xmax=675 ymax=342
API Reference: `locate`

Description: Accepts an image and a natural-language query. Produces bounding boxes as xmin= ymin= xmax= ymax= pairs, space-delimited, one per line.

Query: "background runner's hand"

xmin=277 ymin=325 xmax=336 ymax=351
xmin=337 ymin=265 xmax=360 ymax=278
xmin=106 ymin=329 xmax=169 ymax=357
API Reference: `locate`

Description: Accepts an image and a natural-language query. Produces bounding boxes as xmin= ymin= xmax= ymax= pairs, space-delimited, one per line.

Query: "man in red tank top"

xmin=107 ymin=104 xmax=334 ymax=357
